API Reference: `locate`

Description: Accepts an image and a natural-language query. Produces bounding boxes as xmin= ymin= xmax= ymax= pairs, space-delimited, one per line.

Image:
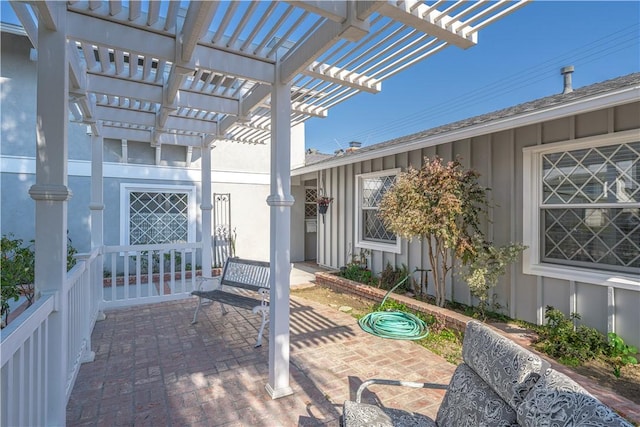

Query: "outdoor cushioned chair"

xmin=342 ymin=320 xmax=632 ymax=427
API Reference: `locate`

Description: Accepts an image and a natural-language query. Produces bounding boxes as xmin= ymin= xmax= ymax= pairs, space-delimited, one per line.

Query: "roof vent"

xmin=346 ymin=141 xmax=362 ymax=153
xmin=561 ymin=65 xmax=574 ymax=94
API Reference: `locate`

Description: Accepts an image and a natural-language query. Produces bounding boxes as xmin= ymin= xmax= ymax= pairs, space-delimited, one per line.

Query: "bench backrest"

xmin=221 ymin=257 xmax=270 ymax=292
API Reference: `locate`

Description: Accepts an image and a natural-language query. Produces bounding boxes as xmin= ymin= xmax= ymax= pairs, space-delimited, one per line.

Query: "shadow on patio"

xmin=66 ymin=295 xmax=455 ymax=426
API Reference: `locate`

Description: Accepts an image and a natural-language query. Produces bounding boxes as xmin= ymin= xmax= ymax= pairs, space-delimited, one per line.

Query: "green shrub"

xmin=1 ymin=235 xmax=35 ymax=326
xmin=536 ymin=306 xmax=606 ymax=366
xmin=340 ymin=263 xmax=375 ymax=285
xmin=1 ymin=233 xmax=78 ymax=327
xmin=605 ymin=332 xmax=638 ymax=378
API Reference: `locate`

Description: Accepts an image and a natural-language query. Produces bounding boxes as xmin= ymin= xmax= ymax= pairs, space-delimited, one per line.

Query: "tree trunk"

xmin=427 ymin=239 xmax=441 ymax=306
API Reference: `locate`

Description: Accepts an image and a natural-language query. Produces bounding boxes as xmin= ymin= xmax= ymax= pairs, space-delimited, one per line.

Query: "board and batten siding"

xmin=314 ymin=101 xmax=640 ymax=348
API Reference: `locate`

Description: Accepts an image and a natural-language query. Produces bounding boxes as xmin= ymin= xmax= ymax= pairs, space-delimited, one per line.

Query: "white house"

xmin=292 ymin=72 xmax=640 ymax=348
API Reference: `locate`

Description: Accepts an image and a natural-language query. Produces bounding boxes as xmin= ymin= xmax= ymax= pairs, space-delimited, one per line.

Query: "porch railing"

xmin=1 ymin=242 xmax=207 ymax=425
xmin=1 ymin=247 xmax=102 ymax=426
xmin=101 ymin=242 xmax=203 ymax=308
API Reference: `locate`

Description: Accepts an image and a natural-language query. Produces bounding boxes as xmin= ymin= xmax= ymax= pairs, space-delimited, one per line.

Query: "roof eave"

xmin=292 ymin=85 xmax=640 ymax=176
xmin=0 ymin=22 xmax=28 ymax=37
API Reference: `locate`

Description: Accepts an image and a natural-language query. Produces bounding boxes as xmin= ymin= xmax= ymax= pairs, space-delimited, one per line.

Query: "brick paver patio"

xmin=67 ymin=293 xmax=456 ymax=426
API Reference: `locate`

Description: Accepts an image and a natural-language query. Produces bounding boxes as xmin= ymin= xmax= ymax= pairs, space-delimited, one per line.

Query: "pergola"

xmin=9 ymin=0 xmax=528 ymax=421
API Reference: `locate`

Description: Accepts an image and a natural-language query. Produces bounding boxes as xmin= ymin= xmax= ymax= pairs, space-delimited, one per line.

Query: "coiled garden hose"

xmin=358 ymin=274 xmax=429 ymax=340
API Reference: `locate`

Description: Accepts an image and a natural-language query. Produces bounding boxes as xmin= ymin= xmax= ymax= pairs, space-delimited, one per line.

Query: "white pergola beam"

xmin=96 ymin=105 xmax=155 ymax=127
xmin=193 ymin=45 xmax=275 ymax=84
xmin=100 ymin=125 xmax=205 ymax=146
xmin=306 ymin=61 xmax=381 ymax=93
xmin=158 ymin=133 xmax=207 ymax=146
xmin=166 ymin=116 xmax=217 ymax=134
xmin=9 ymin=1 xmax=38 ymax=48
xmin=87 ymin=74 xmax=162 ymax=103
xmin=33 ymin=1 xmax=58 ymax=31
xmin=96 ymin=104 xmax=217 ymax=134
xmin=180 ymin=1 xmax=219 ymax=62
xmin=88 ymin=74 xmax=239 ymax=116
xmin=176 ymin=90 xmax=239 ymax=116
xmin=376 ymin=0 xmax=477 ymax=49
xmin=100 ymin=125 xmax=150 ymax=141
xmin=218 ymin=84 xmax=271 ymax=134
xmin=68 ymin=43 xmax=86 ymax=92
xmin=68 ymin=12 xmax=275 ymax=84
xmin=279 ymin=1 xmax=383 ymax=83
xmin=68 ymin=11 xmax=174 ymax=57
xmin=280 ymin=20 xmax=347 ymax=82
xmin=285 ymin=1 xmax=347 ymax=22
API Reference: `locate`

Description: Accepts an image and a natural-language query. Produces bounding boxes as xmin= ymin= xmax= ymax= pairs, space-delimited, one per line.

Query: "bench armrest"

xmin=355 ymin=379 xmax=448 ymax=403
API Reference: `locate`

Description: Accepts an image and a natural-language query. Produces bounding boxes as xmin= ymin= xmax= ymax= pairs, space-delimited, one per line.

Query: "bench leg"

xmin=191 ymin=297 xmax=203 ymax=324
xmin=253 ymin=306 xmax=269 ymax=348
xmin=219 ymin=301 xmax=229 ymax=315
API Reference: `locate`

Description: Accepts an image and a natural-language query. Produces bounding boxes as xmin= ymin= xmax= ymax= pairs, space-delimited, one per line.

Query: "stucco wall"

xmin=311 ymin=101 xmax=640 ymax=348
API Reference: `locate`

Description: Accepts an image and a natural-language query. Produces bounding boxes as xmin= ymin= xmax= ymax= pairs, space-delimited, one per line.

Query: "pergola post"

xmin=201 ymin=139 xmax=213 ymax=277
xmin=266 ymin=79 xmax=294 ymax=399
xmin=90 ymin=132 xmax=104 ymax=251
xmin=83 ymin=129 xmax=105 ymax=361
xmin=26 ymin=3 xmax=69 ymax=424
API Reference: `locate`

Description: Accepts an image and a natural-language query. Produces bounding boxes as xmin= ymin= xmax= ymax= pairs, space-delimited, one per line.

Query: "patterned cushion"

xmin=462 ymin=321 xmax=550 ymax=411
xmin=343 ymin=400 xmax=437 ymax=427
xmin=517 ymin=369 xmax=633 ymax=427
xmin=436 ymin=363 xmax=518 ymax=427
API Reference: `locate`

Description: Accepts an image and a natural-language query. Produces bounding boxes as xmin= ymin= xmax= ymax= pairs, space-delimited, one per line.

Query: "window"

xmin=305 ymin=188 xmax=317 ymax=218
xmin=523 ymin=131 xmax=640 ymax=285
xmin=120 ymin=184 xmax=197 ymax=245
xmin=356 ymin=169 xmax=401 ymax=253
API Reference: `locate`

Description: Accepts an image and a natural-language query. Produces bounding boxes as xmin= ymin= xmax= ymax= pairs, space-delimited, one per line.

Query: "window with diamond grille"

xmin=305 ymin=188 xmax=317 ymax=218
xmin=541 ymin=141 xmax=639 ymax=273
xmin=360 ymin=173 xmax=397 ymax=243
xmin=129 ymin=191 xmax=189 ymax=245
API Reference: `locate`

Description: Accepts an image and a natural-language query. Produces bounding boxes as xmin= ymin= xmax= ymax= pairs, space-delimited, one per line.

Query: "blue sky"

xmin=305 ymin=1 xmax=640 ymax=154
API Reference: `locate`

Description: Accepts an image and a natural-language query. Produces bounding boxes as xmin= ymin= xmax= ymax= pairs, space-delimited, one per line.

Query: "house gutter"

xmin=292 ymin=85 xmax=640 ymax=175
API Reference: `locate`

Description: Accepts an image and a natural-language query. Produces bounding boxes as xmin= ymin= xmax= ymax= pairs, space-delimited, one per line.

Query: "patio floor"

xmin=67 ymin=290 xmax=455 ymax=426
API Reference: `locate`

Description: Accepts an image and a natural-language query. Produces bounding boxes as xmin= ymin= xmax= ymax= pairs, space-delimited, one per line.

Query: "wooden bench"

xmin=191 ymin=257 xmax=270 ymax=348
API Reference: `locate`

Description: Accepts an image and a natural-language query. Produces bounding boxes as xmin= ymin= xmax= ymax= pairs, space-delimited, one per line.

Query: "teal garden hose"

xmin=358 ymin=274 xmax=429 ymax=340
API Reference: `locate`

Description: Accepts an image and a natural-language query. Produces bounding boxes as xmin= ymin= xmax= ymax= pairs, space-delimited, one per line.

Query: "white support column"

xmin=90 ymin=131 xmax=106 ymax=323
xmin=121 ymin=138 xmax=128 ymax=162
xmin=201 ymin=139 xmax=213 ymax=277
xmin=27 ymin=4 xmax=69 ymax=424
xmin=90 ymin=133 xmax=104 ymax=250
xmin=266 ymin=79 xmax=294 ymax=399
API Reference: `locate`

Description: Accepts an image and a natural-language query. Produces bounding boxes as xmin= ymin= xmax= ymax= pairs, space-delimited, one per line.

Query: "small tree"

xmin=462 ymin=235 xmax=526 ymax=317
xmin=378 ymin=157 xmax=487 ymax=307
xmin=1 ymin=235 xmax=35 ymax=326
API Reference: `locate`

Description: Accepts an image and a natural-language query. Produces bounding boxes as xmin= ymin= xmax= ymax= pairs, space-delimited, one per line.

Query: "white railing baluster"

xmin=124 ymin=252 xmax=130 ymax=301
xmin=136 ymin=251 xmax=141 ymax=299
xmin=170 ymin=249 xmax=176 ymax=294
xmin=111 ymin=254 xmax=117 ymax=302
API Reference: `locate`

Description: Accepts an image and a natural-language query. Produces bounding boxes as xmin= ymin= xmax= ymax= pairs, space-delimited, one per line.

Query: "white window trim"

xmin=355 ymin=168 xmax=402 ymax=254
xmin=522 ymin=129 xmax=640 ymax=291
xmin=120 ymin=183 xmax=197 ymax=245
